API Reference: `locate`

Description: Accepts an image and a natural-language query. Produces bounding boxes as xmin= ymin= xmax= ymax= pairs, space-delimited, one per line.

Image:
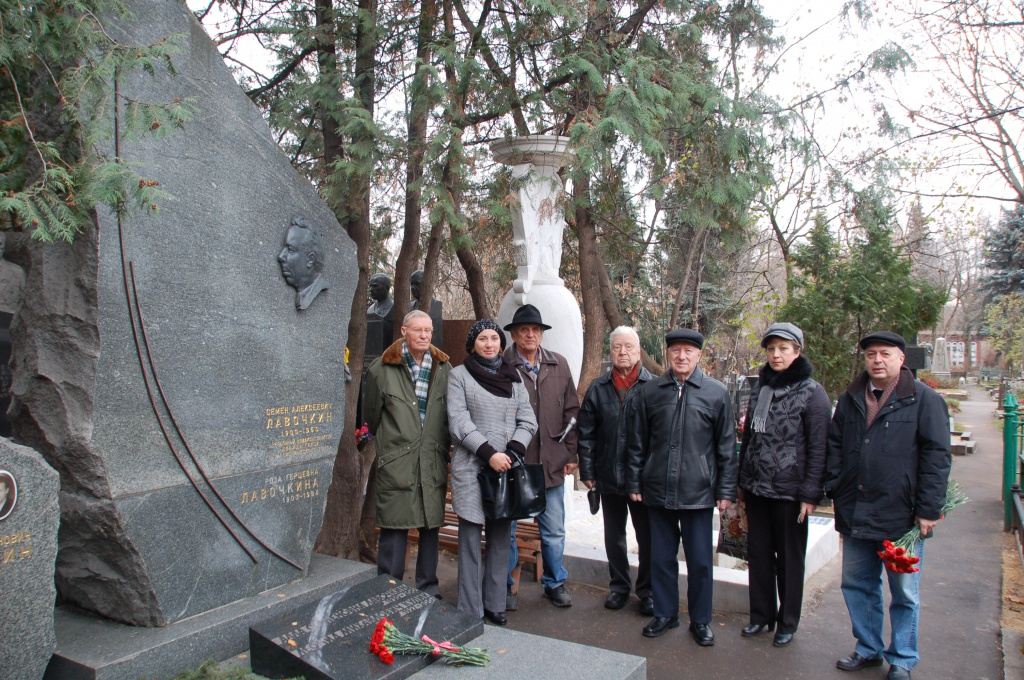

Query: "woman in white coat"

xmin=447 ymin=319 xmax=537 ymax=625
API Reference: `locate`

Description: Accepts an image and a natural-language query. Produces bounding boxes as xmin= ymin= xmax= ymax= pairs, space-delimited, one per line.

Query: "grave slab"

xmin=250 ymin=574 xmax=484 ymax=680
xmin=415 ymin=627 xmax=646 ymax=680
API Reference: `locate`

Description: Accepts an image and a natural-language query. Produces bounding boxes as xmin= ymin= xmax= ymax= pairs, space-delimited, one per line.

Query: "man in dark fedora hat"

xmin=825 ymin=331 xmax=950 ymax=680
xmin=502 ymin=304 xmax=580 ymax=609
xmin=624 ymin=328 xmax=737 ymax=644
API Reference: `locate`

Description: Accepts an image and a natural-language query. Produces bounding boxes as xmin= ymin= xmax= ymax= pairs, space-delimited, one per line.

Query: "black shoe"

xmin=642 ymin=616 xmax=680 ymax=637
xmin=836 ymin=652 xmax=884 ymax=671
xmin=639 ymin=596 xmax=654 ymax=616
xmin=773 ymin=632 xmax=795 ymax=647
xmin=506 ymin=586 xmax=518 ymax=612
xmin=544 ymin=585 xmax=572 ymax=607
xmin=483 ymin=609 xmax=507 ymax=626
xmin=689 ymin=622 xmax=715 ymax=646
xmin=741 ymin=622 xmax=774 ymax=637
xmin=605 ymin=592 xmax=628 ymax=610
xmin=886 ymin=666 xmax=911 ymax=680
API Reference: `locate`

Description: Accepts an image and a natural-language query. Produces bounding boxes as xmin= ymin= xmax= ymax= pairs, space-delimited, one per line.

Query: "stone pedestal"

xmin=491 ymin=136 xmax=583 ymax=384
xmin=932 ymin=337 xmax=952 ymax=382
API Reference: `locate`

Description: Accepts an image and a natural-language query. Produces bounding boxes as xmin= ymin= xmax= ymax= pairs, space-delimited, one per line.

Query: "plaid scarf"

xmin=611 ymin=363 xmax=641 ymax=401
xmin=865 ymin=376 xmax=898 ymax=428
xmin=518 ymin=351 xmax=540 ymax=383
xmin=402 ymin=342 xmax=433 ymax=425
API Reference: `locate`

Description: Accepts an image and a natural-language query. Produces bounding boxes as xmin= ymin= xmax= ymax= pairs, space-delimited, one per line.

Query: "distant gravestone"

xmin=9 ymin=0 xmax=357 ymax=629
xmin=932 ymin=337 xmax=952 ymax=381
xmin=250 ymin=574 xmax=484 ymax=680
xmin=0 ymin=437 xmax=59 ymax=680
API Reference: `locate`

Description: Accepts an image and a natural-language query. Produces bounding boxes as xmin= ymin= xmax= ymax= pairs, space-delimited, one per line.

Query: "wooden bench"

xmin=404 ymin=490 xmax=545 ymax=590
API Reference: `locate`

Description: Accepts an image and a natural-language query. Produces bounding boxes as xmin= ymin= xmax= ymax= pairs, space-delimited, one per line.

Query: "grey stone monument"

xmin=6 ymin=0 xmax=373 ymax=675
xmin=932 ymin=336 xmax=952 ymax=383
xmin=0 ymin=437 xmax=59 ymax=680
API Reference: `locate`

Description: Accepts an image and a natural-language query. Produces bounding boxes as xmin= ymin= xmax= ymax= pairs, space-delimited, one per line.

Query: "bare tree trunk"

xmin=392 ymin=0 xmax=438 ymax=337
xmin=689 ymin=229 xmax=709 ymax=331
xmin=593 ymin=238 xmax=661 ymax=374
xmin=575 ymin=175 xmax=605 ymax=397
xmin=315 ymin=0 xmax=377 ymax=560
xmin=668 ymin=225 xmax=706 ymax=329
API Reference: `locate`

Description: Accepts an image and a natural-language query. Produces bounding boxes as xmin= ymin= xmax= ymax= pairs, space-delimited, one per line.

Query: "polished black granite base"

xmin=250 ymin=574 xmax=484 ymax=680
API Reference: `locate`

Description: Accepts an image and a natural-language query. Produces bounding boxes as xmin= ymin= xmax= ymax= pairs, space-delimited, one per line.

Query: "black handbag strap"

xmin=507 ymin=448 xmax=526 ymax=468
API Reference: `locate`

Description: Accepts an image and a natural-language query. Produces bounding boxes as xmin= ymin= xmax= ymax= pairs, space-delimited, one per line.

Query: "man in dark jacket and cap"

xmin=625 ymin=328 xmax=737 ymax=644
xmin=825 ymin=332 xmax=951 ymax=680
xmin=503 ymin=304 xmax=580 ymax=609
xmin=578 ymin=325 xmax=655 ymax=615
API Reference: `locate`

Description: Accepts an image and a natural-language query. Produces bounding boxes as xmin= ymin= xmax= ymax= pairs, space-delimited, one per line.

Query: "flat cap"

xmin=665 ymin=328 xmax=705 ymax=349
xmin=761 ymin=322 xmax=804 ymax=348
xmin=859 ymin=331 xmax=906 ymax=354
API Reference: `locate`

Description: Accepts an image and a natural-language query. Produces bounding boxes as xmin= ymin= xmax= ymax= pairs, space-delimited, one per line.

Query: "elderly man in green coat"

xmin=364 ymin=309 xmax=451 ymax=596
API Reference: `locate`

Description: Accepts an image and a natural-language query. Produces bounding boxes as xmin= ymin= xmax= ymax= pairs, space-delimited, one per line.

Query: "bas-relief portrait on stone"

xmin=279 ymin=217 xmax=330 ymax=310
xmin=0 ymin=470 xmax=16 ymax=521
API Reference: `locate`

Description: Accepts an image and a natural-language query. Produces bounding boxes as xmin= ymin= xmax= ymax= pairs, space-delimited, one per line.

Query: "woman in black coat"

xmin=738 ymin=323 xmax=831 ymax=647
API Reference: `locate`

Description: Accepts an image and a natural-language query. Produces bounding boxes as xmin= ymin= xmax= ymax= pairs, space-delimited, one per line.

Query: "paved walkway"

xmin=429 ymin=384 xmax=1004 ymax=679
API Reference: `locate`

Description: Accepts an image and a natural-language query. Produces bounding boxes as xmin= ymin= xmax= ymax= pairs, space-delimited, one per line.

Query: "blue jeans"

xmin=508 ymin=485 xmax=569 ymax=590
xmin=841 ymin=535 xmax=925 ymax=670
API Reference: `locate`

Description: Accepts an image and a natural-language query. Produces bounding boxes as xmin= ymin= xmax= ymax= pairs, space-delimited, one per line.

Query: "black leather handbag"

xmin=477 ymin=450 xmax=546 ymax=521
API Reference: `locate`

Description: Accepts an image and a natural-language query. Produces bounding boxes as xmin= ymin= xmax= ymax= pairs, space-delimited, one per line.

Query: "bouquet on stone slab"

xmin=369 ymin=618 xmax=489 ymax=666
xmin=878 ymin=479 xmax=969 ymax=574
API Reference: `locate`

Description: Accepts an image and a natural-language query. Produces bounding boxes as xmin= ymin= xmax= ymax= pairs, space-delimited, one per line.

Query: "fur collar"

xmin=759 ymin=354 xmax=814 ymax=389
xmin=381 ymin=339 xmax=450 ymax=366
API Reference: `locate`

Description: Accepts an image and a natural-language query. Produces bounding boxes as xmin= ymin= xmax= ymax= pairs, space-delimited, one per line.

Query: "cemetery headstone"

xmin=0 ymin=437 xmax=59 ymax=680
xmin=250 ymin=574 xmax=485 ymax=680
xmin=9 ymin=0 xmax=357 ymax=629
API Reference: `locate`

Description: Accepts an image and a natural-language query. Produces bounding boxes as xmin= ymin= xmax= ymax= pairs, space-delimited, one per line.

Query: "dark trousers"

xmin=602 ymin=493 xmax=652 ymax=598
xmin=377 ymin=527 xmax=440 ymax=596
xmin=744 ymin=493 xmax=809 ymax=634
xmin=457 ymin=517 xmax=512 ymax=619
xmin=648 ymin=506 xmax=714 ymax=624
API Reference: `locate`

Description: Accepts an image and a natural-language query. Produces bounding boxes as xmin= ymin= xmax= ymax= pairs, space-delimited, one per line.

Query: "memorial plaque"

xmin=0 ymin=438 xmax=60 ymax=680
xmin=8 ymin=0 xmax=357 ymax=627
xmin=250 ymin=574 xmax=484 ymax=680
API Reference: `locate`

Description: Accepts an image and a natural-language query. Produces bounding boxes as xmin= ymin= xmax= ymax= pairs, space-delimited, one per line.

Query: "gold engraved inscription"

xmin=0 ymin=531 xmax=33 ymax=566
xmin=240 ymin=468 xmax=320 ymax=505
xmin=264 ymin=402 xmax=334 ymax=458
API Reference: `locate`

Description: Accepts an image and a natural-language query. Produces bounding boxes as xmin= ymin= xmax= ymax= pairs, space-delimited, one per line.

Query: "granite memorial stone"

xmin=932 ymin=336 xmax=952 ymax=382
xmin=8 ymin=0 xmax=357 ymax=628
xmin=250 ymin=574 xmax=485 ymax=680
xmin=0 ymin=437 xmax=60 ymax=680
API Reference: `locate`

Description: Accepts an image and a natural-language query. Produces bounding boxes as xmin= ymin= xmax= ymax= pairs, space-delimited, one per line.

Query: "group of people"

xmin=363 ymin=305 xmax=951 ymax=680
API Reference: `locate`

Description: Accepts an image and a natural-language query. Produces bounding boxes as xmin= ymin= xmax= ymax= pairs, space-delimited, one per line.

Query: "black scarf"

xmin=751 ymin=355 xmax=814 ymax=434
xmin=465 ymin=354 xmax=521 ymax=398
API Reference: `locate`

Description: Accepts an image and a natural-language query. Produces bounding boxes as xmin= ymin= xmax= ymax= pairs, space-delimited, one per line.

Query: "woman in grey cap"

xmin=738 ymin=322 xmax=831 ymax=647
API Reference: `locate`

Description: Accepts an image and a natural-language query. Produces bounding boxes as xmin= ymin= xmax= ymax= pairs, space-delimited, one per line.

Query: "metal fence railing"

xmin=1002 ymin=394 xmax=1024 ymax=532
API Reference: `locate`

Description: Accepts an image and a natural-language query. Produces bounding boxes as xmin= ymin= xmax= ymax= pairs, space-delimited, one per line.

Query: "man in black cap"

xmin=825 ymin=331 xmax=951 ymax=680
xmin=502 ymin=304 xmax=580 ymax=608
xmin=624 ymin=328 xmax=737 ymax=643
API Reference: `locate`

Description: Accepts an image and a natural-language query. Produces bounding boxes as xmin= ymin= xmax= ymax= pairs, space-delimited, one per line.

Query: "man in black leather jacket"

xmin=578 ymin=326 xmax=655 ymax=615
xmin=624 ymin=328 xmax=737 ymax=644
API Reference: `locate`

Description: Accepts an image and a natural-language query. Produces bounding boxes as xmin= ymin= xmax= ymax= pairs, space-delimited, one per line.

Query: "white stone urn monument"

xmin=491 ymin=135 xmax=583 ymax=384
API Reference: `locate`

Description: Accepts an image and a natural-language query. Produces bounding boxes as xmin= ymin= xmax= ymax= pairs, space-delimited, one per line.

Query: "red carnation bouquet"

xmin=369 ymin=618 xmax=489 ymax=666
xmin=355 ymin=422 xmax=372 ymax=449
xmin=877 ymin=479 xmax=969 ymax=574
